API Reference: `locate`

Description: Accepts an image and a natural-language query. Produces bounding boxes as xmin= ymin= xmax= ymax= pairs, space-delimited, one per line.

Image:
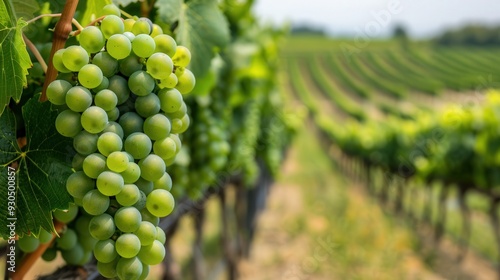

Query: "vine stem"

xmin=11 ymin=221 xmax=65 ymax=280
xmin=23 ymin=34 xmax=48 ymax=73
xmin=70 ymin=15 xmax=106 ymax=36
xmin=40 ymin=0 xmax=80 ymax=102
xmin=26 ymin=13 xmax=83 ymax=31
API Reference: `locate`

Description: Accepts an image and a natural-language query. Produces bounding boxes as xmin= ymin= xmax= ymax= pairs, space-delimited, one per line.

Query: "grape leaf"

xmin=0 ymin=95 xmax=74 ymax=238
xmin=80 ymin=0 xmax=112 ymax=26
xmin=156 ymin=0 xmax=230 ymax=77
xmin=0 ymin=0 xmax=32 ymax=116
xmin=11 ymin=0 xmax=39 ymax=20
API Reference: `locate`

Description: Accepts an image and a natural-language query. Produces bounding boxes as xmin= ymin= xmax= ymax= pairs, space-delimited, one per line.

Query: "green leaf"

xmin=157 ymin=0 xmax=230 ymax=77
xmin=113 ymin=0 xmax=140 ymax=7
xmin=0 ymin=0 xmax=32 ymax=116
xmin=80 ymin=0 xmax=112 ymax=26
xmin=12 ymin=0 xmax=39 ymax=20
xmin=0 ymin=95 xmax=74 ymax=238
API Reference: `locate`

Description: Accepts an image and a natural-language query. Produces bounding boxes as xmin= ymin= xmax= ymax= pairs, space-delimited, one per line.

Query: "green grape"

xmin=102 ymin=121 xmax=125 ymax=138
xmin=62 ymin=45 xmax=89 ymax=72
xmin=107 ymin=34 xmax=132 ymax=60
xmin=107 ymin=151 xmax=130 ymax=173
xmin=61 ymin=244 xmax=84 ymax=265
xmin=132 ymin=222 xmax=156 ymax=247
xmin=140 ymin=208 xmax=159 ymax=226
xmin=94 ymin=76 xmax=110 ymax=92
xmin=138 ymin=155 xmax=166 ymax=181
xmin=78 ymin=64 xmax=103 ymax=89
xmin=116 ymin=183 xmax=140 ymax=206
xmin=115 ymin=207 xmax=142 ymax=233
xmin=47 ymin=80 xmax=72 ymax=105
xmin=83 ymin=153 xmax=107 ymax=179
xmin=98 ymin=258 xmax=120 ymax=278
xmin=101 ymin=15 xmax=124 ymax=39
xmin=38 ymin=229 xmax=53 ymax=244
xmin=138 ymin=240 xmax=165 ymax=265
xmin=175 ymin=68 xmax=196 ymax=94
xmin=106 ymin=107 xmax=120 ymax=122
xmin=166 ymin=102 xmax=187 ymax=119
xmin=135 ymin=178 xmax=153 ymax=195
xmin=154 ymin=34 xmax=177 ymax=57
xmin=124 ymin=18 xmax=135 ymax=32
xmin=135 ymin=93 xmax=160 ymax=118
xmin=123 ymin=31 xmax=135 ymax=41
xmin=67 ymin=171 xmax=95 ymax=200
xmin=146 ymin=189 xmax=174 ymax=217
xmin=143 ymin=114 xmax=171 ymax=140
xmin=177 ymin=114 xmax=190 ymax=134
xmin=92 ymin=52 xmax=118 ymax=78
xmin=56 ymin=228 xmax=78 ymax=250
xmin=55 ymin=110 xmax=83 ymax=137
xmin=170 ymin=118 xmax=183 ymax=134
xmin=79 ymin=232 xmax=98 ymax=251
xmin=128 ymin=70 xmax=155 ymax=96
xmin=89 ymin=213 xmax=116 ymax=240
xmin=146 ymin=52 xmax=173 ymax=79
xmin=153 ymin=137 xmax=176 ymax=160
xmin=121 ymin=162 xmax=141 ymax=184
xmin=102 ymin=4 xmax=121 ymax=16
xmin=81 ymin=106 xmax=109 ymax=133
xmin=134 ymin=190 xmax=148 ymax=211
xmin=169 ymin=134 xmax=182 ymax=153
xmin=66 ymin=86 xmax=92 ymax=112
xmin=119 ymin=54 xmax=143 ymax=77
xmin=115 ymin=233 xmax=141 ymax=258
xmin=108 ymin=75 xmax=130 ymax=105
xmin=79 ymin=250 xmax=94 ymax=265
xmin=172 ymin=45 xmax=191 ymax=67
xmin=158 ymin=73 xmax=178 ymax=89
xmin=97 ymin=171 xmax=125 ymax=196
xmin=153 ymin=172 xmax=172 ymax=191
xmin=120 ymin=112 xmax=145 ymax=137
xmin=132 ymin=18 xmax=152 ymax=35
xmin=94 ymin=90 xmax=118 ymax=111
xmin=73 ymin=130 xmax=98 ymax=155
xmin=79 ymin=26 xmax=105 ymax=53
xmin=42 ymin=247 xmax=57 ymax=262
xmin=82 ymin=189 xmax=110 ymax=215
xmin=18 ymin=235 xmax=39 ymax=253
xmin=151 ymin=24 xmax=163 ymax=37
xmin=158 ymin=88 xmax=183 ymax=113
xmin=53 ymin=203 xmax=79 ymax=223
xmin=97 ymin=132 xmax=123 ymax=156
xmin=94 ymin=239 xmax=118 ymax=263
xmin=52 ymin=49 xmax=72 ymax=73
xmin=117 ymin=257 xmax=143 ymax=280
xmin=132 ymin=34 xmax=156 ymax=58
xmin=139 ymin=263 xmax=150 ymax=280
xmin=124 ymin=132 xmax=152 ymax=159
xmin=156 ymin=226 xmax=166 ymax=245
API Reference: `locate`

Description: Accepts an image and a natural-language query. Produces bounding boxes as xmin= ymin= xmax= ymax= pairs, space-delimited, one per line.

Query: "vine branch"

xmin=23 ymin=34 xmax=48 ymax=73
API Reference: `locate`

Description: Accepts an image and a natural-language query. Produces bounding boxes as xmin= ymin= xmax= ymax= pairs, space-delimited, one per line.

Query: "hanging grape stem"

xmin=40 ymin=0 xmax=80 ymax=102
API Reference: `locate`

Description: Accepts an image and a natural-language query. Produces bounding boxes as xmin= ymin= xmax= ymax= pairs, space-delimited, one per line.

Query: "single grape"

xmin=82 ymin=153 xmax=107 ymax=179
xmin=135 ymin=93 xmax=161 ymax=118
xmin=61 ymin=244 xmax=85 ymax=265
xmin=146 ymin=189 xmax=174 ymax=217
xmin=153 ymin=137 xmax=177 ymax=160
xmin=115 ymin=207 xmax=142 ymax=232
xmin=158 ymin=88 xmax=183 ymax=113
xmin=115 ymin=233 xmax=141 ymax=258
xmin=128 ymin=70 xmax=155 ymax=96
xmin=106 ymin=151 xmax=130 ymax=173
xmin=42 ymin=247 xmax=57 ymax=262
xmin=52 ymin=49 xmax=72 ymax=73
xmin=56 ymin=228 xmax=78 ymax=250
xmin=146 ymin=52 xmax=173 ymax=79
xmin=102 ymin=4 xmax=121 ymax=16
xmin=124 ymin=132 xmax=152 ymax=159
xmin=140 ymin=208 xmax=159 ymax=226
xmin=138 ymin=240 xmax=165 ymax=265
xmin=139 ymin=154 xmax=166 ymax=181
xmin=18 ymin=235 xmax=40 ymax=253
xmin=81 ymin=106 xmax=109 ymax=134
xmin=97 ymin=258 xmax=119 ymax=278
xmin=108 ymin=75 xmax=130 ymax=105
xmin=135 ymin=178 xmax=153 ymax=196
xmin=119 ymin=54 xmax=143 ymax=77
xmin=132 ymin=34 xmax=156 ymax=58
xmin=80 ymin=232 xmax=98 ymax=251
xmin=153 ymin=172 xmax=172 ymax=191
xmin=66 ymin=86 xmax=93 ymax=112
xmin=94 ymin=76 xmax=110 ymax=92
xmin=94 ymin=239 xmax=118 ymax=263
xmin=151 ymin=24 xmax=163 ymax=37
xmin=62 ymin=45 xmax=89 ymax=71
xmin=97 ymin=171 xmax=125 ymax=196
xmin=132 ymin=18 xmax=152 ymax=35
xmin=156 ymin=227 xmax=166 ymax=245
xmin=73 ymin=130 xmax=98 ymax=155
xmin=143 ymin=114 xmax=171 ymax=140
xmin=124 ymin=18 xmax=135 ymax=32
xmin=119 ymin=112 xmax=145 ymax=138
xmin=106 ymin=107 xmax=120 ymax=122
xmin=158 ymin=73 xmax=178 ymax=89
xmin=47 ymin=80 xmax=72 ymax=105
xmin=123 ymin=31 xmax=135 ymax=41
xmin=172 ymin=45 xmax=191 ymax=67
xmin=79 ymin=26 xmax=105 ymax=53
xmin=53 ymin=203 xmax=79 ymax=223
xmin=97 ymin=132 xmax=122 ymax=157
xmin=82 ymin=189 xmax=110 ymax=215
xmin=55 ymin=110 xmax=83 ymax=137
xmin=89 ymin=213 xmax=116 ymax=240
xmin=166 ymin=102 xmax=187 ymax=119
xmin=121 ymin=162 xmax=141 ymax=184
xmin=154 ymin=34 xmax=177 ymax=57
xmin=170 ymin=134 xmax=182 ymax=153
xmin=92 ymin=52 xmax=118 ymax=77
xmin=38 ymin=228 xmax=54 ymax=244
xmin=101 ymin=15 xmax=124 ymax=39
xmin=107 ymin=34 xmax=132 ymax=60
xmin=175 ymin=68 xmax=196 ymax=94
xmin=102 ymin=121 xmax=125 ymax=138
xmin=116 ymin=183 xmax=140 ymax=206
xmin=78 ymin=64 xmax=103 ymax=89
xmin=117 ymin=257 xmax=143 ymax=280
xmin=134 ymin=221 xmax=156 ymax=246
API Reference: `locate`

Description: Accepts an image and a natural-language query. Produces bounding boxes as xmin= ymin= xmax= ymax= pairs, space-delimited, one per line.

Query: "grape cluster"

xmin=46 ymin=6 xmax=194 ymax=279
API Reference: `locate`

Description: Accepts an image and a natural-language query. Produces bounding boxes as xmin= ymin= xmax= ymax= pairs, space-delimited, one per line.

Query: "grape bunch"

xmin=45 ymin=5 xmax=194 ymax=279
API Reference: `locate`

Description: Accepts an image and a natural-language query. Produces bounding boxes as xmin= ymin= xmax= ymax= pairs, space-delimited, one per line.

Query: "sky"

xmin=253 ymin=0 xmax=500 ymax=38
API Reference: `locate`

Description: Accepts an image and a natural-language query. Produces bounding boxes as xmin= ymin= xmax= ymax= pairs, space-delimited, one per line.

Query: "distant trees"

xmin=435 ymin=25 xmax=500 ymax=46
